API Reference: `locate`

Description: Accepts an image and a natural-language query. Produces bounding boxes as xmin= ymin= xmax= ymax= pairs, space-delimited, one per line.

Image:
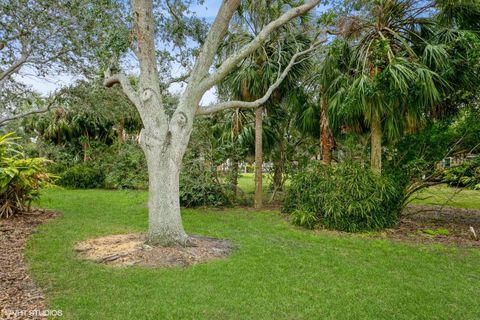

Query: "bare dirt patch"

xmin=383 ymin=205 xmax=480 ymax=247
xmin=75 ymin=234 xmax=233 ymax=267
xmin=0 ymin=210 xmax=57 ymax=320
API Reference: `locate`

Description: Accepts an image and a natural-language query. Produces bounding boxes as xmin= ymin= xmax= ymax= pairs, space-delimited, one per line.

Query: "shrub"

xmin=180 ymin=157 xmax=232 ymax=207
xmin=290 ymin=208 xmax=318 ymax=229
xmin=0 ymin=133 xmax=55 ymax=218
xmin=283 ymin=162 xmax=403 ymax=232
xmin=102 ymin=142 xmax=148 ymax=189
xmin=58 ymin=164 xmax=105 ymax=189
xmin=54 ymin=142 xmax=148 ymax=190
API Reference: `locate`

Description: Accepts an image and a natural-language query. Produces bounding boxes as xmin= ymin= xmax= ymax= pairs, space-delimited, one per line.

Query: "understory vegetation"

xmin=0 ymin=133 xmax=54 ymax=218
xmin=283 ymin=162 xmax=403 ymax=231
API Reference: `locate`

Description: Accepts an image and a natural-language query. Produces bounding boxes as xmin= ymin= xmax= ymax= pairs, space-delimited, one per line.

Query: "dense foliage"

xmin=442 ymin=157 xmax=480 ymax=190
xmin=283 ymin=162 xmax=403 ymax=232
xmin=0 ymin=133 xmax=54 ymax=218
xmin=179 ymin=157 xmax=233 ymax=207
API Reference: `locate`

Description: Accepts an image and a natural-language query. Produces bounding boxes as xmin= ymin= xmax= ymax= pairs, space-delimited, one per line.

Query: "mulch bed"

xmin=75 ymin=233 xmax=234 ymax=268
xmin=384 ymin=205 xmax=480 ymax=247
xmin=0 ymin=210 xmax=57 ymax=320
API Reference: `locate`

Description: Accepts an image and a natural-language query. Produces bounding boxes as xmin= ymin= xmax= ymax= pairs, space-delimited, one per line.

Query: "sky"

xmin=16 ymin=1 xmax=224 ymax=105
xmin=16 ymin=0 xmax=323 ymax=106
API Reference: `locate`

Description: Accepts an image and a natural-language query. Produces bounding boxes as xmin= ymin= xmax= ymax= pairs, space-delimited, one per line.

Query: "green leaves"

xmin=0 ymin=133 xmax=55 ymax=218
xmin=283 ymin=161 xmax=403 ymax=232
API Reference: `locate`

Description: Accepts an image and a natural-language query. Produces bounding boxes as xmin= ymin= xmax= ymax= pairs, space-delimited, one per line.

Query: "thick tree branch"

xmin=187 ymin=0 xmax=241 ymax=86
xmin=196 ymin=40 xmax=324 ymax=115
xmin=104 ymin=73 xmax=141 ymax=108
xmin=199 ymin=0 xmax=321 ymax=92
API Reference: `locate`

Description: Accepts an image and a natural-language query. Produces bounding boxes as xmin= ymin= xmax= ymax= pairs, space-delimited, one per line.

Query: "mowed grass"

xmin=27 ymin=188 xmax=480 ymax=319
xmin=237 ymin=173 xmax=268 ymax=194
xmin=411 ymin=184 xmax=480 ymax=209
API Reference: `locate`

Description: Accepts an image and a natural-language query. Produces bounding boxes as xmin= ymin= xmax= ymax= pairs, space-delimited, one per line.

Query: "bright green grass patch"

xmin=411 ymin=184 xmax=480 ymax=209
xmin=28 ymin=188 xmax=480 ymax=320
xmin=238 ymin=173 xmax=290 ymax=195
xmin=237 ymin=173 xmax=268 ymax=194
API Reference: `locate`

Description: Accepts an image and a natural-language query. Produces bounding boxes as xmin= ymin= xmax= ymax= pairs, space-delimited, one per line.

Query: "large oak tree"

xmin=105 ymin=0 xmax=322 ymax=246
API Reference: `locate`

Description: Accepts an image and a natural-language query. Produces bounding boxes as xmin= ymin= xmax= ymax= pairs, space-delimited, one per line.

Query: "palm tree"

xmin=328 ymin=0 xmax=449 ymax=174
xmin=309 ymin=39 xmax=354 ymax=164
xmin=210 ymin=108 xmax=255 ymax=195
xmin=219 ymin=0 xmax=313 ymax=207
xmin=28 ymin=81 xmax=141 ymax=161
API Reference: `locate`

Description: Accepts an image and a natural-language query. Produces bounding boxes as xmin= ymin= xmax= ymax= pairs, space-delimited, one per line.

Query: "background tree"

xmin=27 ymin=81 xmax=141 ymax=162
xmin=218 ymin=0 xmax=315 ymax=208
xmin=327 ymin=0 xmax=449 ymax=174
xmin=0 ymin=0 xmax=125 ymax=125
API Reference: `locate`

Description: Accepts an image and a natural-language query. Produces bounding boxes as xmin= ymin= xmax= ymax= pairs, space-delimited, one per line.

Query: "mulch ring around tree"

xmin=0 ymin=210 xmax=57 ymax=320
xmin=383 ymin=205 xmax=480 ymax=247
xmin=75 ymin=234 xmax=234 ymax=268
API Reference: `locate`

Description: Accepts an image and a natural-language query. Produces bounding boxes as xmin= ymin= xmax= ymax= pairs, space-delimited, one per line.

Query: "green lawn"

xmin=28 ymin=188 xmax=480 ymax=319
xmin=237 ymin=173 xmax=269 ymax=194
xmin=411 ymin=184 xmax=480 ymax=209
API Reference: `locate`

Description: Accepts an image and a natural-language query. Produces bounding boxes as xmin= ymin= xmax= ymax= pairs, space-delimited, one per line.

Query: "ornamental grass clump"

xmin=283 ymin=162 xmax=403 ymax=232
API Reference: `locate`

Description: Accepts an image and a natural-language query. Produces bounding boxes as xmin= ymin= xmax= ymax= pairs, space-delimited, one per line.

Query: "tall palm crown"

xmin=215 ymin=0 xmax=316 ymax=200
xmin=326 ymin=0 xmax=449 ymax=172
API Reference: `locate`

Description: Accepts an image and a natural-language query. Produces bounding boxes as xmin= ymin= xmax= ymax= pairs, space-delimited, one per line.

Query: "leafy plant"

xmin=58 ymin=164 xmax=105 ymax=189
xmin=290 ymin=208 xmax=318 ymax=229
xmin=179 ymin=157 xmax=232 ymax=208
xmin=442 ymin=157 xmax=480 ymax=189
xmin=283 ymin=162 xmax=403 ymax=232
xmin=0 ymin=133 xmax=55 ymax=218
xmin=102 ymin=142 xmax=148 ymax=189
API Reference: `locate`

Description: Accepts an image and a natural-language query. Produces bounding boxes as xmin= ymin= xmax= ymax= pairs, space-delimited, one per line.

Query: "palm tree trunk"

xmin=254 ymin=106 xmax=263 ymax=209
xmin=320 ymin=96 xmax=332 ymax=165
xmin=230 ymin=156 xmax=239 ymax=196
xmin=371 ymin=117 xmax=382 ymax=175
xmin=117 ymin=120 xmax=125 ymax=143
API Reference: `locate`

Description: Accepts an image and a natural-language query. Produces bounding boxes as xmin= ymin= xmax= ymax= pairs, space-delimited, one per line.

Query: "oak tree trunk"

xmin=371 ymin=117 xmax=382 ymax=175
xmin=140 ymin=118 xmax=191 ymax=247
xmin=254 ymin=106 xmax=263 ymax=209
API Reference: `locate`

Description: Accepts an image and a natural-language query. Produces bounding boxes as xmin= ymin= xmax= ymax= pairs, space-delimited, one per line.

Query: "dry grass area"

xmin=382 ymin=205 xmax=480 ymax=247
xmin=75 ymin=233 xmax=233 ymax=267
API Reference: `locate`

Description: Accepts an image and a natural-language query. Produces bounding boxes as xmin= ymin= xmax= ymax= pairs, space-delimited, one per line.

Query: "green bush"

xmin=290 ymin=208 xmax=318 ymax=229
xmin=283 ymin=162 xmax=403 ymax=232
xmin=58 ymin=164 xmax=105 ymax=189
xmin=0 ymin=133 xmax=55 ymax=218
xmin=102 ymin=142 xmax=148 ymax=189
xmin=180 ymin=157 xmax=232 ymax=207
xmin=442 ymin=157 xmax=480 ymax=189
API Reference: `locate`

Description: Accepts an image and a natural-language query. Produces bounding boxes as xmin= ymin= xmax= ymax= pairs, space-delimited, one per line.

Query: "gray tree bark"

xmin=105 ymin=0 xmax=322 ymax=246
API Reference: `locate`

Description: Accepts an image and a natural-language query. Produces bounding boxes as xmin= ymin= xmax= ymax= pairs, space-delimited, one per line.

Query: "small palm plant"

xmin=0 ymin=133 xmax=55 ymax=218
